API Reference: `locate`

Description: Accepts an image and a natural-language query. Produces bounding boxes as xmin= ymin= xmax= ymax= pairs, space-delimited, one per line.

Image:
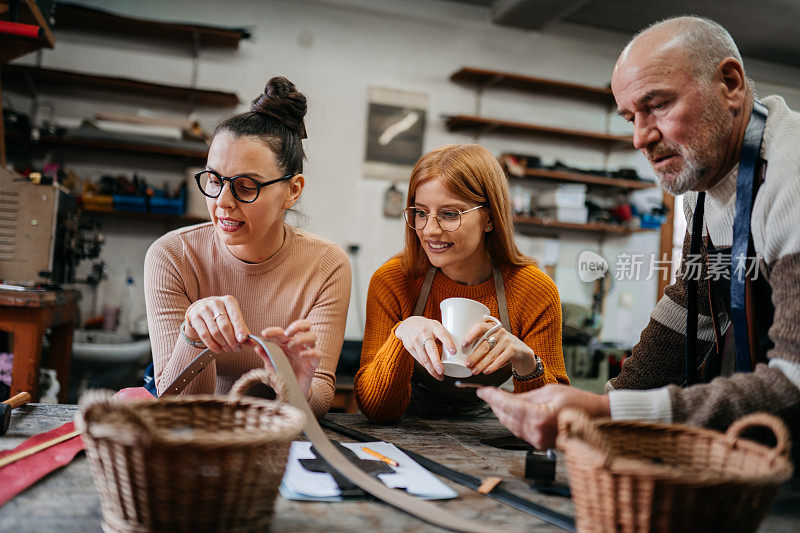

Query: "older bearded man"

xmin=478 ymin=16 xmax=800 ymax=453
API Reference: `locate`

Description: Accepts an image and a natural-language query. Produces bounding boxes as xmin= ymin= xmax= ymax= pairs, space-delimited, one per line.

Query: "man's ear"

xmin=284 ymin=174 xmax=305 ymax=209
xmin=717 ymin=57 xmax=748 ymax=111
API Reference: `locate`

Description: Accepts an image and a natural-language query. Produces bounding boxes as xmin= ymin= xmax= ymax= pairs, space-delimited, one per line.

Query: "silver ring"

xmin=487 ymin=336 xmax=497 ymax=348
xmin=212 ymin=311 xmax=226 ymax=320
xmin=423 ymin=337 xmax=435 ymax=346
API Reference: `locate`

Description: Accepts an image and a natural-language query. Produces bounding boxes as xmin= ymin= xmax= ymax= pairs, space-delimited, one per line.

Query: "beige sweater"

xmin=144 ymin=222 xmax=351 ymax=417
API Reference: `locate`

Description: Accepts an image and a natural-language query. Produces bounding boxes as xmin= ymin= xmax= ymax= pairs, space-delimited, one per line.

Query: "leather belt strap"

xmin=686 ymin=191 xmax=706 ymax=386
xmin=161 ymin=335 xmax=507 ymax=533
xmin=320 ymin=417 xmax=576 ymax=532
xmin=731 ymin=99 xmax=768 ymax=372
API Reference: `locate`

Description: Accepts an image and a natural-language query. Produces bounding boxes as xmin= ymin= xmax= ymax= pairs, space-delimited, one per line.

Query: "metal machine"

xmin=0 ymin=167 xmax=103 ymax=285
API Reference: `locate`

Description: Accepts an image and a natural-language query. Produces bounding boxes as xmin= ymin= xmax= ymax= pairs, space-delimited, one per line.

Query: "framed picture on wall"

xmin=363 ymin=87 xmax=427 ymax=181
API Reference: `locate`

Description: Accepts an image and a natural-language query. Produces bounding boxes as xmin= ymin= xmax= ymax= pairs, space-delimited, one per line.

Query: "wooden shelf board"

xmin=503 ymin=162 xmax=656 ymax=190
xmin=514 ymin=216 xmax=654 ymax=235
xmin=2 ymin=64 xmax=239 ymax=107
xmin=445 ymin=114 xmax=632 ymax=146
xmin=56 ymin=2 xmax=248 ymax=49
xmin=82 ymin=207 xmax=208 ymax=226
xmin=451 ymin=67 xmax=613 ymax=105
xmin=38 ymin=134 xmax=208 ymax=160
xmin=0 ymin=0 xmax=55 ymax=64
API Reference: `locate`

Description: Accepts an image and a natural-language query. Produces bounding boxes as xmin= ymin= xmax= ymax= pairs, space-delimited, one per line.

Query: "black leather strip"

xmin=686 ymin=191 xmax=706 ymax=386
xmin=320 ymin=417 xmax=576 ymax=532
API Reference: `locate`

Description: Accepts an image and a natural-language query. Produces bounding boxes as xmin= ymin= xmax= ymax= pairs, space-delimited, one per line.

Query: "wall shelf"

xmin=503 ymin=162 xmax=656 ymax=191
xmin=36 ymin=133 xmax=208 ymax=160
xmin=451 ymin=67 xmax=614 ymax=105
xmin=1 ymin=64 xmax=240 ymax=107
xmin=0 ymin=0 xmax=55 ymax=64
xmin=444 ymin=114 xmax=632 ymax=147
xmin=81 ymin=207 xmax=208 ymax=226
xmin=55 ymin=2 xmax=250 ymax=49
xmin=514 ymin=216 xmax=653 ymax=235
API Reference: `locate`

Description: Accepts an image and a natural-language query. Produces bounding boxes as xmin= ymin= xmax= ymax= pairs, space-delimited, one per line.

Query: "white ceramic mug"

xmin=439 ymin=297 xmax=502 ymax=378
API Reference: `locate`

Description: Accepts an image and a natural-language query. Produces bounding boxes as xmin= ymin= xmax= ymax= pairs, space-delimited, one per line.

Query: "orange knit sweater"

xmin=355 ymin=257 xmax=568 ymax=422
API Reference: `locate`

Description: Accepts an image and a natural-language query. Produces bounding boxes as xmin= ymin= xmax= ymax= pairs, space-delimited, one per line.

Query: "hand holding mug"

xmin=463 ymin=321 xmax=537 ymax=376
xmin=184 ymin=295 xmax=250 ymax=353
xmin=438 ymin=298 xmax=503 ymax=378
xmin=394 ymin=316 xmax=458 ymax=381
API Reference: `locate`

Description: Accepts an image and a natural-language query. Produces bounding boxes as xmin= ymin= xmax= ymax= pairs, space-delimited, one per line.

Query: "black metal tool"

xmin=320 ymin=417 xmax=575 ymax=532
xmin=525 ymin=449 xmax=557 ymax=482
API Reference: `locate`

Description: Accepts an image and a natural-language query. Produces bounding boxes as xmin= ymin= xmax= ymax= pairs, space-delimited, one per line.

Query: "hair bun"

xmin=250 ymin=76 xmax=308 ymax=139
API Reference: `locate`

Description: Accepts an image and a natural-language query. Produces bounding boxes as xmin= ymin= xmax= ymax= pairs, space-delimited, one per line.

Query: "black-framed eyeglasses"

xmin=402 ymin=205 xmax=484 ymax=232
xmin=194 ymin=170 xmax=293 ymax=204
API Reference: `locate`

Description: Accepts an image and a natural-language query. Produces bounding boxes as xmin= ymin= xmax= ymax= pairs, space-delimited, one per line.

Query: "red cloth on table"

xmin=0 ymin=387 xmax=155 ymax=506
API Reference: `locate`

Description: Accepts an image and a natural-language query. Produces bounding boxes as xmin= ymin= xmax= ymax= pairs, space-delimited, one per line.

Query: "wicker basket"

xmin=76 ymin=369 xmax=306 ymax=533
xmin=557 ymin=409 xmax=793 ymax=533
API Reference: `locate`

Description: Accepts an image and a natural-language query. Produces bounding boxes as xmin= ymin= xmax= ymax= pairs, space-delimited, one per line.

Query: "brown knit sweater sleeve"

xmin=607 ymin=229 xmax=717 ymax=391
xmin=668 ymin=252 xmax=800 ymax=437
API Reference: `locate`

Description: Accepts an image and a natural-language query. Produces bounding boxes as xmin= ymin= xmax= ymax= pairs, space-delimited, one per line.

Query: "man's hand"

xmin=476 ymin=384 xmax=610 ymax=449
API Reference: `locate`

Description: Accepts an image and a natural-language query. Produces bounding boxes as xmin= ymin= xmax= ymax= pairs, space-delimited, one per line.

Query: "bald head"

xmin=620 ymin=16 xmax=745 ymax=84
xmin=611 ymin=17 xmax=753 ymax=195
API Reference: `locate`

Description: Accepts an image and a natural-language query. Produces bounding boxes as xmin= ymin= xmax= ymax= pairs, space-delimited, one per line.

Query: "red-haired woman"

xmin=355 ymin=144 xmax=569 ymax=422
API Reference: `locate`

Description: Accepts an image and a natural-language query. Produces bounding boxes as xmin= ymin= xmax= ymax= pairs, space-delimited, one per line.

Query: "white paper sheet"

xmin=280 ymin=441 xmax=457 ymax=501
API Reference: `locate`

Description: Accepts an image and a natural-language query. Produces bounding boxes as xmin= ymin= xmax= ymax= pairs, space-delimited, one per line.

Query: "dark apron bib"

xmin=700 ymin=241 xmax=774 ymax=382
xmin=407 ymin=265 xmax=511 ymax=418
xmin=687 ymin=100 xmax=773 ymax=384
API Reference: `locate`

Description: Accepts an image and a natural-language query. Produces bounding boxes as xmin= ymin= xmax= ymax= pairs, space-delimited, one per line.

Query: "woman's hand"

xmin=394 ymin=316 xmax=458 ymax=381
xmin=253 ymin=319 xmax=322 ymax=399
xmin=184 ymin=295 xmax=250 ymax=353
xmin=462 ymin=319 xmax=537 ymax=376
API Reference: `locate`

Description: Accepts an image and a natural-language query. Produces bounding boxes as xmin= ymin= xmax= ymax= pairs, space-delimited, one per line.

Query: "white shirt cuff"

xmin=769 ymin=358 xmax=800 ymax=390
xmin=608 ymin=386 xmax=673 ymax=423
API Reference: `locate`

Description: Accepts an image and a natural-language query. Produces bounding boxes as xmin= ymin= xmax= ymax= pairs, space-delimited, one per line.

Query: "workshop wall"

xmin=6 ymin=0 xmax=800 ymax=346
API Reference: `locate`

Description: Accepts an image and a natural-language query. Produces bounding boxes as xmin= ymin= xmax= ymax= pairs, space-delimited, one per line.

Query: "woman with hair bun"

xmin=355 ymin=144 xmax=568 ymax=422
xmin=144 ymin=77 xmax=350 ymax=417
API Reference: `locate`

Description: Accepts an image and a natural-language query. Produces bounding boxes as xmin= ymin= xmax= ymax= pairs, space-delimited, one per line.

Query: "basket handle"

xmin=724 ymin=412 xmax=791 ymax=461
xmin=557 ymin=408 xmax=615 ymax=467
xmin=229 ymin=367 xmax=288 ymax=403
xmin=76 ymin=389 xmax=156 ymax=445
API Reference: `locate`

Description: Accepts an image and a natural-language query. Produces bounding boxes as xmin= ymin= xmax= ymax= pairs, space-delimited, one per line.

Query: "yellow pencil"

xmin=362 ymin=446 xmax=400 ymax=467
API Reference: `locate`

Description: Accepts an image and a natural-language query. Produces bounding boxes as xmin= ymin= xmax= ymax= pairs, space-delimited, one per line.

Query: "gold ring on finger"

xmin=212 ymin=311 xmax=226 ymax=320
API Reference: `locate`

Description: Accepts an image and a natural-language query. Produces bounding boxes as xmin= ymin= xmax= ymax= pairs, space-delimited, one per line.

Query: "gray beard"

xmin=652 ymin=96 xmax=733 ymax=196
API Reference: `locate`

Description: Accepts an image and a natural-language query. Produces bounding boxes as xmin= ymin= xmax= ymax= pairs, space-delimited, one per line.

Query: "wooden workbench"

xmin=0 ymin=288 xmax=79 ymax=402
xmin=1 ymin=405 xmax=799 ymax=531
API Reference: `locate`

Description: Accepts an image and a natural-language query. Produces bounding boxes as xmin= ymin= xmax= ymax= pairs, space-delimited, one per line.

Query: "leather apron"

xmin=407 ymin=265 xmax=512 ymax=418
xmin=687 ymin=100 xmax=773 ymax=384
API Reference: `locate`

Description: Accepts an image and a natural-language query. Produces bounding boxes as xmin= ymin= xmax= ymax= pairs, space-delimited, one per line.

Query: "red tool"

xmin=0 ymin=20 xmax=43 ymax=39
